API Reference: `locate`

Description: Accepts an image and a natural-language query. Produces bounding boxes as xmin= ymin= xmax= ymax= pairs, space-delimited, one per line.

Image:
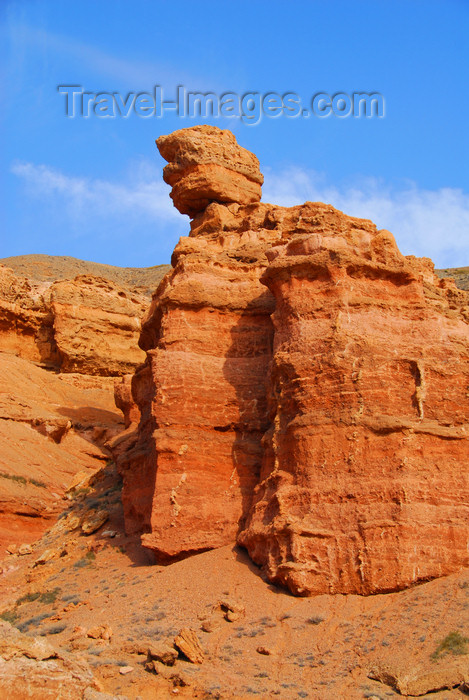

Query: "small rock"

xmin=147 ymin=642 xmax=178 ymax=666
xmin=256 ymin=646 xmax=273 ymax=656
xmin=70 ymin=638 xmax=94 ymax=651
xmin=69 ymin=626 xmax=86 ymax=641
xmin=31 ymin=417 xmax=71 ymax=443
xmin=119 ymin=665 xmax=133 ymax=675
xmin=219 ymin=598 xmax=245 ymax=614
xmin=63 ymin=513 xmax=83 ymax=531
xmin=101 ymin=530 xmax=117 ymax=538
xmin=225 ymin=609 xmax=241 ymax=622
xmin=170 ymin=672 xmax=188 ymax=687
xmin=174 ymin=628 xmax=204 ymax=664
xmin=86 ymin=625 xmax=112 ymax=641
xmin=33 ymin=548 xmax=60 ymax=566
xmin=6 ymin=544 xmax=17 ymax=555
xmin=200 ymin=618 xmax=220 ymax=633
xmin=121 ymin=641 xmax=148 ymax=655
xmin=81 ymin=510 xmax=109 ymax=535
xmin=219 ymin=598 xmax=245 ymax=622
xmin=18 ymin=544 xmax=32 ymax=556
xmin=144 ymin=659 xmax=157 ymax=674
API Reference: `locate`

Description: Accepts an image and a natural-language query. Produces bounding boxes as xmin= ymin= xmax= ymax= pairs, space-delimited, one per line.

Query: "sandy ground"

xmin=1 ymin=460 xmax=468 ymax=699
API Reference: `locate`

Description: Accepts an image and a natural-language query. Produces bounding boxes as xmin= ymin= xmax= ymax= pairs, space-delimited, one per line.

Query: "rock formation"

xmin=238 ymin=232 xmax=469 ymax=595
xmin=0 ymin=258 xmax=170 ymax=376
xmin=120 ymin=125 xmax=469 ymax=595
xmin=157 ymin=124 xmax=263 ymax=216
xmin=0 ymin=352 xmax=122 ymax=554
xmin=49 ymin=274 xmax=146 ymax=376
xmin=0 ymin=257 xmax=172 ymax=552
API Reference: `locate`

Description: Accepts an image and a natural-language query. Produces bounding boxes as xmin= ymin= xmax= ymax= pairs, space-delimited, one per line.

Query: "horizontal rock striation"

xmin=157 ymin=125 xmax=263 ymax=217
xmin=238 ymin=231 xmax=469 ymax=595
xmin=0 ymin=265 xmax=149 ymax=375
xmin=119 ymin=125 xmax=469 ymax=594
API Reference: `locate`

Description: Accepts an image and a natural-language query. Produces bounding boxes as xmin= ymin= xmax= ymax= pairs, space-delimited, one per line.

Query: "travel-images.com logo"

xmin=58 ymin=86 xmax=385 ymax=125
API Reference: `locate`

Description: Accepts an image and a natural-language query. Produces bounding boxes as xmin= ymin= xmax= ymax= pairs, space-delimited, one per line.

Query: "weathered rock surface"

xmin=121 ymin=202 xmax=281 ymax=554
xmin=0 ymin=264 xmax=58 ymax=366
xmin=114 ymin=374 xmax=141 ymax=429
xmin=0 ymin=258 xmax=171 ymax=375
xmin=157 ymin=125 xmax=263 ymax=216
xmin=49 ymin=275 xmax=146 ymax=376
xmin=0 ymin=620 xmax=96 ymax=699
xmin=1 ymin=254 xmax=170 ymax=298
xmin=121 ymin=125 xmax=469 ymax=596
xmin=238 ymin=231 xmax=469 ymax=595
xmin=174 ymin=628 xmax=204 ymax=664
xmin=368 ymin=657 xmax=468 ymax=695
xmin=0 ymin=352 xmax=122 ymax=554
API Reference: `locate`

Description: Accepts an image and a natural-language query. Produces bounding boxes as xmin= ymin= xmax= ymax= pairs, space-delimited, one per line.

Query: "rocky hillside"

xmin=0 ymin=255 xmax=170 ymax=299
xmin=0 ymin=258 xmax=170 ymax=376
xmin=0 ymin=257 xmax=169 ymax=555
xmin=436 ymin=265 xmax=469 ymax=290
xmin=0 ymin=352 xmax=122 ymax=554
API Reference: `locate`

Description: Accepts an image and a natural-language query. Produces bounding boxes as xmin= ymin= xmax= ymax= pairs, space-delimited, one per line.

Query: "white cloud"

xmin=262 ymin=167 xmax=469 ymax=268
xmin=12 ymin=160 xmax=469 ymax=269
xmin=11 ymin=159 xmax=181 ymax=226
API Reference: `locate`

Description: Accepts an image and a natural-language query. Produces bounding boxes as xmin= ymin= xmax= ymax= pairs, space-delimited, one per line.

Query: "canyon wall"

xmin=0 ymin=266 xmax=147 ymax=375
xmin=0 ymin=258 xmax=169 ymax=552
xmin=238 ymin=230 xmax=469 ymax=595
xmin=120 ymin=124 xmax=469 ymax=594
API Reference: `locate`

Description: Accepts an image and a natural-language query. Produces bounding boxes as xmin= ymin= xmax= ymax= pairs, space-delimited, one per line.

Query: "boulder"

xmin=156 ymin=125 xmax=263 ymax=216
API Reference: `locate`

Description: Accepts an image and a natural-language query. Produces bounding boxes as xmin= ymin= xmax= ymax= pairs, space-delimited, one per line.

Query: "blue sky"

xmin=2 ymin=0 xmax=468 ymax=268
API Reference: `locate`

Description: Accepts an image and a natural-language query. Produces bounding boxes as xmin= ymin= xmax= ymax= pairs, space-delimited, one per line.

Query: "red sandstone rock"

xmin=49 ymin=275 xmax=146 ymax=376
xmin=0 ymin=352 xmax=122 ymax=554
xmin=116 ymin=126 xmax=469 ymax=595
xmin=114 ymin=374 xmax=141 ymax=428
xmin=0 ymin=264 xmax=58 ymax=366
xmin=238 ymin=229 xmax=469 ymax=595
xmin=156 ymin=125 xmax=263 ymax=217
xmin=0 ymin=265 xmax=151 ymax=376
xmin=0 ymin=620 xmax=95 ymax=698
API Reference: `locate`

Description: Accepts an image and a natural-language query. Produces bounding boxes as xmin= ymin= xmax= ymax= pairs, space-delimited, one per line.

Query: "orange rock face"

xmin=120 ymin=208 xmax=275 ymax=552
xmin=238 ymin=231 xmax=469 ymax=595
xmin=0 ymin=352 xmax=123 ymax=554
xmin=0 ymin=264 xmax=58 ymax=365
xmin=0 ymin=267 xmax=147 ymax=375
xmin=49 ymin=274 xmax=146 ymax=375
xmin=117 ymin=126 xmax=469 ymax=594
xmin=157 ymin=125 xmax=263 ymax=217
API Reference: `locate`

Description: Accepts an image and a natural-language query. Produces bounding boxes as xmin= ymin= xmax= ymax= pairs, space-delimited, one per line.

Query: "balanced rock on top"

xmin=156 ymin=124 xmax=263 ymax=217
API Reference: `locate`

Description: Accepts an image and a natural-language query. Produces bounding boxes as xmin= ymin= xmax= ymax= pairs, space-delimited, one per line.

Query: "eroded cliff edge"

xmin=116 ymin=125 xmax=469 ymax=596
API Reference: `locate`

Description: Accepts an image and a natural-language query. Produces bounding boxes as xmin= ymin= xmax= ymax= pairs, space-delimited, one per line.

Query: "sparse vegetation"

xmin=40 ymin=623 xmax=67 ymax=635
xmin=16 ymin=588 xmax=61 ymax=607
xmin=0 ymin=609 xmax=19 ymax=625
xmin=16 ymin=592 xmax=41 ymax=605
xmin=431 ymin=631 xmax=469 ymax=660
xmin=0 ymin=471 xmax=46 ymax=488
xmin=17 ymin=612 xmax=51 ymax=632
xmin=38 ymin=587 xmax=61 ymax=605
xmin=74 ymin=551 xmax=95 ymax=568
xmin=306 ymin=615 xmax=324 ymax=625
